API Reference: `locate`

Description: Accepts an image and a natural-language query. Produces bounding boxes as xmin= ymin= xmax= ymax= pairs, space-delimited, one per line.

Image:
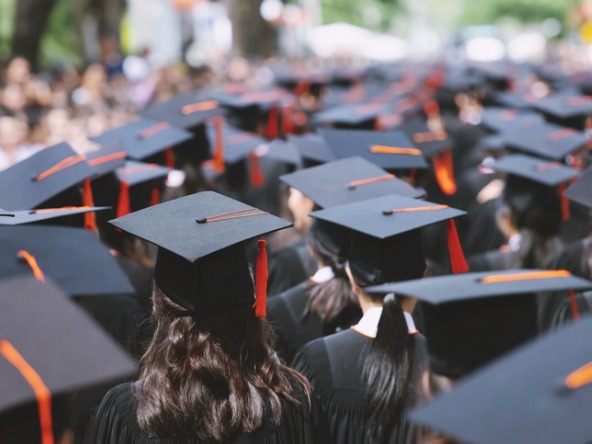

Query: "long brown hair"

xmin=136 ymin=285 xmax=310 ymax=442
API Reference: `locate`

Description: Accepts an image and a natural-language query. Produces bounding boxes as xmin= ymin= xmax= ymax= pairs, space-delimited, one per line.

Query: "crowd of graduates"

xmin=1 ymin=52 xmax=592 ymax=444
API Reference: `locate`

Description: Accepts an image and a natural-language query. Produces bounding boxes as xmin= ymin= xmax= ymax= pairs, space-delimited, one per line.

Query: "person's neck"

xmin=358 ymin=293 xmax=383 ymax=314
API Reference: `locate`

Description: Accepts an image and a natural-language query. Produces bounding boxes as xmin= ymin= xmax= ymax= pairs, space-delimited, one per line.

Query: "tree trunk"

xmin=11 ymin=0 xmax=59 ymax=70
xmin=225 ymin=0 xmax=277 ymax=58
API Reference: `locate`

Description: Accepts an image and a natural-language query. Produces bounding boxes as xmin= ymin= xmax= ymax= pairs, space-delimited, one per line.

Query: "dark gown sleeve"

xmin=267 ymin=241 xmax=316 ymax=296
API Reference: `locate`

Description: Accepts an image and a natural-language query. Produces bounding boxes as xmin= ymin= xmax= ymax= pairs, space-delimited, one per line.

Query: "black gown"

xmin=267 ymin=281 xmax=362 ymax=364
xmin=92 ymin=378 xmax=327 ymax=444
xmin=292 ymin=329 xmax=425 ymax=444
xmin=267 ymin=240 xmax=317 ymax=296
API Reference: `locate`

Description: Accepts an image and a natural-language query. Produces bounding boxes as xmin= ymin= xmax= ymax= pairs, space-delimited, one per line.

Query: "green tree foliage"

xmin=321 ymin=0 xmax=402 ymax=31
xmin=0 ymin=0 xmax=16 ymax=59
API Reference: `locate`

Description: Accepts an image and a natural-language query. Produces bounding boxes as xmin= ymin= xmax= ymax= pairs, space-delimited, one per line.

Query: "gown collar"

xmin=352 ymin=306 xmax=418 ymax=338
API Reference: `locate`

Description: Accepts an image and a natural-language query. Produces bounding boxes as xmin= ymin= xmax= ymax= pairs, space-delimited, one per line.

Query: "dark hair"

xmin=136 ymin=285 xmax=310 ymax=441
xmin=305 ymin=222 xmax=358 ymax=324
xmin=362 ymin=293 xmax=417 ymax=443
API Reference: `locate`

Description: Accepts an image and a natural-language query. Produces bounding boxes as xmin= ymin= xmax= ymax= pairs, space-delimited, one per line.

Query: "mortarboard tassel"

xmin=249 ymin=152 xmax=265 ymax=188
xmin=447 ymin=220 xmax=469 ymax=274
xmin=424 ymin=100 xmax=440 ymax=118
xmin=82 ymin=179 xmax=96 ymax=232
xmin=564 ymin=361 xmax=592 ymax=390
xmin=151 ymin=180 xmax=160 ymax=207
xmin=213 ymin=116 xmax=225 ymax=173
xmin=267 ymin=105 xmax=279 ymax=139
xmin=282 ymin=104 xmax=294 ymax=135
xmin=558 ymin=183 xmax=570 ymax=221
xmin=117 ymin=181 xmax=131 ymax=218
xmin=17 ymin=250 xmax=45 ymax=282
xmin=165 ymin=148 xmax=175 ymax=169
xmin=0 ymin=340 xmax=54 ymax=444
xmin=253 ymin=238 xmax=268 ymax=318
xmin=432 ymin=149 xmax=457 ymax=195
xmin=569 ymin=289 xmax=580 ymax=322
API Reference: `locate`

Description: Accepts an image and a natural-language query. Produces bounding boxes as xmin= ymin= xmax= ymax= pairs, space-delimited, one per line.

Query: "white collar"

xmin=310 ymin=266 xmax=334 ymax=283
xmin=352 ymin=306 xmax=418 ymax=338
xmin=508 ymin=233 xmax=522 ymax=252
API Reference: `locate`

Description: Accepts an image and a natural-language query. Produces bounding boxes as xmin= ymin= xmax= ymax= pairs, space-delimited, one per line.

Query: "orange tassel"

xmin=253 ymin=238 xmax=268 ymax=318
xmin=165 ymin=148 xmax=175 ymax=169
xmin=249 ymin=152 xmax=264 ymax=188
xmin=569 ymin=289 xmax=580 ymax=321
xmin=432 ymin=149 xmax=457 ymax=195
xmin=447 ymin=219 xmax=469 ymax=274
xmin=151 ymin=181 xmax=160 ymax=206
xmin=82 ymin=179 xmax=96 ymax=232
xmin=117 ymin=181 xmax=131 ymax=218
xmin=267 ymin=105 xmax=279 ymax=139
xmin=424 ymin=100 xmax=439 ymax=117
xmin=558 ymin=183 xmax=570 ymax=221
xmin=213 ymin=116 xmax=225 ymax=173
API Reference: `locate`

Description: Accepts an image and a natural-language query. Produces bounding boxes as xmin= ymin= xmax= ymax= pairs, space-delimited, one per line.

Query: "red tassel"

xmin=424 ymin=100 xmax=440 ymax=117
xmin=165 ymin=148 xmax=175 ymax=169
xmin=282 ymin=104 xmax=294 ymax=135
xmin=374 ymin=116 xmax=382 ymax=131
xmin=267 ymin=105 xmax=279 ymax=139
xmin=253 ymin=238 xmax=268 ymax=318
xmin=82 ymin=179 xmax=96 ymax=232
xmin=569 ymin=289 xmax=580 ymax=321
xmin=151 ymin=181 xmax=160 ymax=207
xmin=117 ymin=181 xmax=131 ymax=218
xmin=447 ymin=219 xmax=469 ymax=273
xmin=249 ymin=152 xmax=264 ymax=188
xmin=213 ymin=116 xmax=225 ymax=173
xmin=558 ymin=183 xmax=570 ymax=221
xmin=432 ymin=149 xmax=457 ymax=195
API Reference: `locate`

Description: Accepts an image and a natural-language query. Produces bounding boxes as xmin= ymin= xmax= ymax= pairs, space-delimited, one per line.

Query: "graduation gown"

xmin=267 ymin=278 xmax=362 ymax=364
xmin=92 ymin=378 xmax=327 ymax=444
xmin=267 ymin=240 xmax=317 ymax=296
xmin=292 ymin=327 xmax=425 ymax=444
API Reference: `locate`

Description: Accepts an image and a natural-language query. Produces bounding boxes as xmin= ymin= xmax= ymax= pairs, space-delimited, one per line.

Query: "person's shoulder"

xmin=99 ymin=382 xmax=137 ymax=413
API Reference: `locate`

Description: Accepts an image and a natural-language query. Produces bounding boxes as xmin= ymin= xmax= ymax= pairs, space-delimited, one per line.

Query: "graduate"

xmin=92 ymin=191 xmax=326 ymax=443
xmin=293 ymin=194 xmax=468 ymax=444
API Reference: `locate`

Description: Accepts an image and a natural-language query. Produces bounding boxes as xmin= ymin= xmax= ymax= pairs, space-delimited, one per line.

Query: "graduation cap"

xmin=259 ymin=139 xmax=302 ymax=169
xmin=0 ymin=225 xmax=134 ymax=296
xmin=288 ymin=133 xmax=336 ymax=166
xmin=479 ymin=107 xmax=545 ymax=133
xmin=531 ymin=92 xmax=592 ymax=129
xmin=0 ymin=276 xmax=136 ymax=443
xmin=280 ymin=157 xmax=423 ymax=209
xmin=318 ymin=128 xmax=429 ymax=171
xmin=493 ymin=90 xmax=539 ymax=109
xmin=0 ymin=206 xmax=109 ymax=226
xmin=84 ymin=143 xmax=127 ymax=178
xmin=0 ymin=142 xmax=95 ymax=211
xmin=564 ymin=164 xmax=592 ymax=209
xmin=366 ymin=269 xmax=592 ymax=378
xmin=91 ymin=118 xmax=193 ymax=162
xmin=409 ymin=315 xmax=592 ymax=444
xmin=491 ymin=154 xmax=580 ymax=221
xmin=501 ymin=122 xmax=588 ymax=161
xmin=312 ymin=101 xmax=392 ymax=129
xmin=310 ymin=194 xmax=468 ymax=285
xmin=109 ymin=191 xmax=292 ymax=316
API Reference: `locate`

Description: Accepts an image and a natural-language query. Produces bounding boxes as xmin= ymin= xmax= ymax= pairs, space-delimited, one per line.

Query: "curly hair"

xmin=136 ymin=285 xmax=310 ymax=442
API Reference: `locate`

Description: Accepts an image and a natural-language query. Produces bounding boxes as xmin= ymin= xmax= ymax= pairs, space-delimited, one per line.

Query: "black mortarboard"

xmin=311 ymin=194 xmax=468 ymax=284
xmin=0 ymin=206 xmax=109 ymax=226
xmin=366 ymin=269 xmax=591 ymax=378
xmin=494 ymin=91 xmax=538 ymax=109
xmin=84 ymin=143 xmax=127 ymax=178
xmin=205 ymin=121 xmax=267 ymax=165
xmin=564 ymin=164 xmax=592 ymax=209
xmin=0 ymin=225 xmax=134 ymax=296
xmin=479 ymin=107 xmax=544 ymax=133
xmin=280 ymin=157 xmax=423 ymax=208
xmin=0 ymin=276 xmax=136 ymax=442
xmin=491 ymin=154 xmax=580 ymax=186
xmin=318 ymin=128 xmax=429 ymax=171
xmin=260 ymin=139 xmax=302 ymax=168
xmin=140 ymin=91 xmax=223 ymax=130
xmin=109 ymin=191 xmax=292 ymax=314
xmin=531 ymin=92 xmax=592 ymax=129
xmin=501 ymin=122 xmax=588 ymax=161
xmin=410 ymin=316 xmax=592 ymax=444
xmin=0 ymin=142 xmax=94 ymax=210
xmin=91 ymin=118 xmax=193 ymax=161
xmin=312 ymin=101 xmax=391 ymax=129
xmin=288 ymin=134 xmax=336 ymax=165
xmin=399 ymin=118 xmax=451 ymax=159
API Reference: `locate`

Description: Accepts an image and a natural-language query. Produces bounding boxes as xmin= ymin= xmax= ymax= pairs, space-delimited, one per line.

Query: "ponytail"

xmin=363 ymin=294 xmax=416 ymax=443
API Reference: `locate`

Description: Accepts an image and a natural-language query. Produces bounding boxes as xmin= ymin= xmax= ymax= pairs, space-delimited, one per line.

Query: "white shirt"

xmin=352 ymin=306 xmax=418 ymax=338
xmin=310 ymin=266 xmax=334 ymax=284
